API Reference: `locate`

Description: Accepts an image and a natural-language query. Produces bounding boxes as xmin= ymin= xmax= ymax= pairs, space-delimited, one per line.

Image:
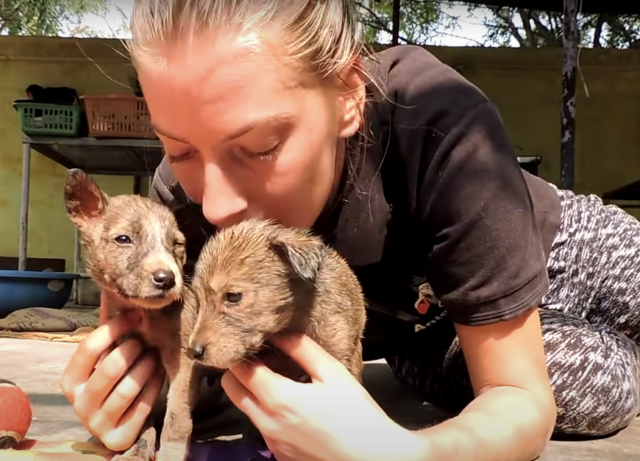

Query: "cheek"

xmin=264 ymin=96 xmax=339 ymax=201
xmin=275 ymin=134 xmax=333 ymax=187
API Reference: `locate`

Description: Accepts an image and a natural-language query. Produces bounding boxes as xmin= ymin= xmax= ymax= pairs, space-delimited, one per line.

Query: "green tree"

xmin=471 ymin=6 xmax=640 ymax=48
xmin=356 ymin=0 xmax=467 ymax=45
xmin=0 ymin=0 xmax=111 ymax=36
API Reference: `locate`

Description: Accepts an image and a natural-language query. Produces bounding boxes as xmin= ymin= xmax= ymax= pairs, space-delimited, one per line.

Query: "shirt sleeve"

xmin=422 ymin=100 xmax=550 ymax=326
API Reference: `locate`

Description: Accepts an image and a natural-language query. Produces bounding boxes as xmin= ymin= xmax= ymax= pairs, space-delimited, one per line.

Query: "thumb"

xmin=271 ymin=334 xmax=349 ymax=383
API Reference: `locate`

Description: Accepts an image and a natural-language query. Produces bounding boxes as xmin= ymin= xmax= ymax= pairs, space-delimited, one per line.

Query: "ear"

xmin=336 ymin=59 xmax=366 ymax=139
xmin=64 ymin=168 xmax=109 ymax=227
xmin=270 ymin=233 xmax=327 ymax=282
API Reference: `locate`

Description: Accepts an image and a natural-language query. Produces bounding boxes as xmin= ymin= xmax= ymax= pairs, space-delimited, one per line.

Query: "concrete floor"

xmin=1 ymin=338 xmax=638 ymax=460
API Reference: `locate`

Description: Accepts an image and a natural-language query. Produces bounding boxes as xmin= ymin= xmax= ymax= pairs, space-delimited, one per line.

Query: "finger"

xmin=101 ymin=363 xmax=165 ymax=452
xmin=271 ymin=334 xmax=346 ymax=382
xmin=100 ymin=351 xmax=158 ymax=425
xmin=221 ymin=370 xmax=273 ymax=430
xmin=228 ymin=361 xmax=293 ymax=406
xmin=61 ymin=317 xmax=137 ymax=400
xmin=80 ymin=338 xmax=145 ymax=409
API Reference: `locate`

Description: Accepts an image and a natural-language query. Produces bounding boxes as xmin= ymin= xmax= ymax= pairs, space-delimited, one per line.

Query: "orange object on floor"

xmin=0 ymin=379 xmax=32 ymax=449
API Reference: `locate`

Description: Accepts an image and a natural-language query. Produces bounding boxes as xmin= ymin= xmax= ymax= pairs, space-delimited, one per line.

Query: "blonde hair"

xmin=129 ymin=0 xmax=381 ymax=197
xmin=128 ymin=0 xmax=372 ymax=84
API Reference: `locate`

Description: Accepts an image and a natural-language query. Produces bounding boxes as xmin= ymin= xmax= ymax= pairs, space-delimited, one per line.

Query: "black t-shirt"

xmin=150 ymin=45 xmax=562 ymax=357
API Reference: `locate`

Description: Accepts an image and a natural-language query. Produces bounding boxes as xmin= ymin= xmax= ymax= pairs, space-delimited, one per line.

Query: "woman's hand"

xmin=221 ymin=334 xmax=427 ymax=461
xmin=59 ymin=291 xmax=165 ymax=452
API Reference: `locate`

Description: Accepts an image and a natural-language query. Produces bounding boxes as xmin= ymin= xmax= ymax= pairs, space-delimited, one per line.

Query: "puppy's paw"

xmin=155 ymin=441 xmax=190 ymax=461
xmin=111 ymin=434 xmax=156 ymax=461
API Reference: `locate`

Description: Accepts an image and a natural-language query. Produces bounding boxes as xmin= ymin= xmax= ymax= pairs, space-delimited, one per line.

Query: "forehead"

xmin=104 ymin=197 xmax=175 ymax=233
xmin=137 ymin=32 xmax=303 ymax=135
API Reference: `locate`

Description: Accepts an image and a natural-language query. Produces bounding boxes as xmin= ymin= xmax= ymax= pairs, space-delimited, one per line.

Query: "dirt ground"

xmin=1 ymin=337 xmax=638 ymax=460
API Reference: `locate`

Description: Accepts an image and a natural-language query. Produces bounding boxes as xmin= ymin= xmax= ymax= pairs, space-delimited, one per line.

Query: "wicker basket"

xmin=13 ymin=101 xmax=82 ymax=137
xmin=80 ymin=94 xmax=157 ymax=139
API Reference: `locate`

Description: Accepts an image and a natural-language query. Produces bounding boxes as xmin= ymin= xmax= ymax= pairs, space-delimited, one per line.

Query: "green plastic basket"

xmin=13 ymin=101 xmax=82 ymax=137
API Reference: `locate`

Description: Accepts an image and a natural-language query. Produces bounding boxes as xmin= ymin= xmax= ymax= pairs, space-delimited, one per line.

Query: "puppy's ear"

xmin=270 ymin=231 xmax=327 ymax=282
xmin=64 ymin=168 xmax=109 ymax=227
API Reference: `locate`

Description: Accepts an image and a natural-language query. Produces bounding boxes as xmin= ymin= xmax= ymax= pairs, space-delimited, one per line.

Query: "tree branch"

xmin=356 ymin=1 xmax=420 ymax=46
xmin=593 ymin=13 xmax=605 ymax=47
xmin=517 ymin=8 xmax=537 ymax=47
xmin=493 ymin=7 xmax=526 ymax=47
xmin=528 ymin=11 xmax=560 ymax=46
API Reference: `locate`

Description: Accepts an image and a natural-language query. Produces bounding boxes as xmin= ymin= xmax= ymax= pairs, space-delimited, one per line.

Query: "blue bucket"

xmin=0 ymin=270 xmax=81 ymax=318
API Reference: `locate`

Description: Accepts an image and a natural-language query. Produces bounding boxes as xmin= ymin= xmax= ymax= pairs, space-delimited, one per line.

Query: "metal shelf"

xmin=23 ymin=135 xmax=163 ymax=176
xmin=18 ymin=135 xmax=164 ymax=306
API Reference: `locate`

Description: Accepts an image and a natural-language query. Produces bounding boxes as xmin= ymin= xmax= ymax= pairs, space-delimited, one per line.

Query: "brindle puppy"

xmin=64 ymin=169 xmax=212 ymax=461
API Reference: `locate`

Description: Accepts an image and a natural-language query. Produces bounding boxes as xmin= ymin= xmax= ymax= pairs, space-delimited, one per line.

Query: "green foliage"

xmin=0 ymin=0 xmax=110 ymax=36
xmin=465 ymin=5 xmax=640 ymax=48
xmin=356 ymin=0 xmax=462 ymax=45
xmin=3 ymin=0 xmax=638 ymax=48
xmin=356 ymin=0 xmax=640 ymax=49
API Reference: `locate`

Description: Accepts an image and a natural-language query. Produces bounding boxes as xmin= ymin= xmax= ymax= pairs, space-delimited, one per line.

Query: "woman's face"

xmin=136 ymin=31 xmax=363 ymax=229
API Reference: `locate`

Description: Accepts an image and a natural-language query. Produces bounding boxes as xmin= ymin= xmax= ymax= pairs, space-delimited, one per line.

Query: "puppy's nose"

xmin=152 ymin=269 xmax=175 ymax=289
xmin=187 ymin=342 xmax=205 ymax=360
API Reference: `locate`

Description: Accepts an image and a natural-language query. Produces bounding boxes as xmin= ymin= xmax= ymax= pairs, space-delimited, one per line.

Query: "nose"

xmin=201 ymin=162 xmax=247 ymax=227
xmin=152 ymin=269 xmax=175 ymax=289
xmin=187 ymin=342 xmax=205 ymax=360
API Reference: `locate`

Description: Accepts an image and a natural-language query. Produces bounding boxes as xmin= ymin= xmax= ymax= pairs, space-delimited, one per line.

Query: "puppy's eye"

xmin=115 ymin=235 xmax=132 ymax=245
xmin=225 ymin=292 xmax=243 ymax=303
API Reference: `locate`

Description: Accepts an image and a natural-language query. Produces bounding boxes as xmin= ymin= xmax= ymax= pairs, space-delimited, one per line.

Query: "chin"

xmin=130 ymin=291 xmax=181 ymax=310
xmin=197 ymin=349 xmax=243 ymax=370
xmin=197 ymin=356 xmax=231 ymax=371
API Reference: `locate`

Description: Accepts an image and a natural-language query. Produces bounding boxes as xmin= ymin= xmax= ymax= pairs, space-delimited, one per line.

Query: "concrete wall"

xmin=424 ymin=46 xmax=640 ymax=198
xmin=1 ymin=36 xmax=639 ymax=270
xmin=0 ymin=37 xmax=137 ymax=271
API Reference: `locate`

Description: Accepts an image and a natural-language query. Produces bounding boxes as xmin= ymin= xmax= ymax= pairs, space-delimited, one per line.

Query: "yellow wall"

xmin=0 ymin=37 xmax=137 ymax=270
xmin=424 ymin=46 xmax=640 ymax=197
xmin=1 ymin=37 xmax=639 ymax=270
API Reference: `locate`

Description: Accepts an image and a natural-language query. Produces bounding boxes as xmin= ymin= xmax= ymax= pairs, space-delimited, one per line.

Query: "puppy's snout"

xmin=187 ymin=342 xmax=205 ymax=361
xmin=152 ymin=269 xmax=175 ymax=290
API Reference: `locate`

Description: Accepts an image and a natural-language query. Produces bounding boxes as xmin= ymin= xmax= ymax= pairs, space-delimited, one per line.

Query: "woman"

xmin=60 ymin=1 xmax=640 ymax=460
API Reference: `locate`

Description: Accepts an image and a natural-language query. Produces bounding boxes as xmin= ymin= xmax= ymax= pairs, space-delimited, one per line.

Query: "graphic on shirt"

xmin=414 ymin=281 xmax=442 ymax=315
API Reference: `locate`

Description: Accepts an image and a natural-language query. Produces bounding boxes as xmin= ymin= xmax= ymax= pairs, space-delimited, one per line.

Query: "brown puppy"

xmin=188 ymin=219 xmax=366 ymax=379
xmin=64 ymin=169 xmax=205 ymax=461
xmin=186 ymin=218 xmax=367 ymax=447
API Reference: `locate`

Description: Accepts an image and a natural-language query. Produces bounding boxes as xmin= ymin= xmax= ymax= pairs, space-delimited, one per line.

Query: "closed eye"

xmin=166 ymin=151 xmax=197 ymax=164
xmin=238 ymin=143 xmax=281 ymax=162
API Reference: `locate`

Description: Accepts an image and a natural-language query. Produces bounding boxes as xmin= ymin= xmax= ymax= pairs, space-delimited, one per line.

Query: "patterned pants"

xmin=387 ymin=186 xmax=640 ymax=437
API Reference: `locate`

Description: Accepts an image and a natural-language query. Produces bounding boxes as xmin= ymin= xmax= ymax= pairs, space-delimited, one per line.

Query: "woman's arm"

xmin=412 ymin=307 xmax=556 ymax=461
xmin=379 ymin=46 xmax=559 ymax=460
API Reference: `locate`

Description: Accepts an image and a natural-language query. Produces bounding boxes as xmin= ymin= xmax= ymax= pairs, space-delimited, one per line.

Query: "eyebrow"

xmin=151 ymin=112 xmax=295 ymax=144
